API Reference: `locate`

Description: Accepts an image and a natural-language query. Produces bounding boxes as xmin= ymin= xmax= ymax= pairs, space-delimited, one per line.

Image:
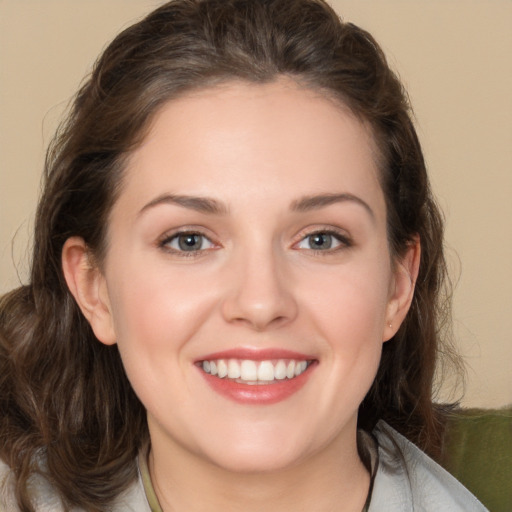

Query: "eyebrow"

xmin=139 ymin=192 xmax=374 ymax=219
xmin=290 ymin=193 xmax=375 ymax=220
xmin=139 ymin=194 xmax=229 ymax=216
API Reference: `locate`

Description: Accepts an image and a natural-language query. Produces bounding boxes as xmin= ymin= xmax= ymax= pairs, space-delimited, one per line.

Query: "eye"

xmin=161 ymin=232 xmax=216 ymax=253
xmin=295 ymin=231 xmax=350 ymax=251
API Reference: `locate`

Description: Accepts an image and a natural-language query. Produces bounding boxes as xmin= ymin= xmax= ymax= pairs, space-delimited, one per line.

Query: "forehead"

xmin=119 ymin=79 xmax=384 ymax=215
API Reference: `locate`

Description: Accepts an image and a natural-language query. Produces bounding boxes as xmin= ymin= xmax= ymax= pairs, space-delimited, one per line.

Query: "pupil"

xmin=311 ymin=233 xmax=331 ymax=249
xmin=179 ymin=234 xmax=201 ymax=251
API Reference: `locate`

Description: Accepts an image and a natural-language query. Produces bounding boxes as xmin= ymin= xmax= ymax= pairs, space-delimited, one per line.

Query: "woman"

xmin=0 ymin=0 xmax=487 ymax=510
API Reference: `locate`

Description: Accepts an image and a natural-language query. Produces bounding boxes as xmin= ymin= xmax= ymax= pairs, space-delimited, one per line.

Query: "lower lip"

xmin=198 ymin=363 xmax=316 ymax=405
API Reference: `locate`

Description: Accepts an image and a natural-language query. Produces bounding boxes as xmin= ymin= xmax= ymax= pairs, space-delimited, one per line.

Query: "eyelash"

xmin=158 ymin=230 xmax=218 ymax=257
xmin=157 ymin=228 xmax=352 ymax=257
xmin=293 ymin=229 xmax=353 ymax=254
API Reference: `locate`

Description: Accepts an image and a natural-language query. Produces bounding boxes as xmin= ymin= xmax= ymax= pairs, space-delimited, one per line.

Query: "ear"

xmin=62 ymin=237 xmax=117 ymax=346
xmin=383 ymin=237 xmax=421 ymax=341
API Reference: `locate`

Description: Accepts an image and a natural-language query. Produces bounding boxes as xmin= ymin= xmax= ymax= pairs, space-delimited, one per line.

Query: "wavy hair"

xmin=0 ymin=0 xmax=457 ymax=509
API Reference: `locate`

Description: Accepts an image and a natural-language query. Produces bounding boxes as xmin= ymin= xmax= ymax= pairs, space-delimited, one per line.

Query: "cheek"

xmin=307 ymin=266 xmax=389 ymax=406
xmin=105 ymin=259 xmax=222 ymax=360
xmin=317 ymin=275 xmax=387 ymax=378
xmin=103 ymin=266 xmax=215 ymax=413
xmin=306 ymin=257 xmax=392 ymax=342
xmin=305 ymin=255 xmax=390 ymax=379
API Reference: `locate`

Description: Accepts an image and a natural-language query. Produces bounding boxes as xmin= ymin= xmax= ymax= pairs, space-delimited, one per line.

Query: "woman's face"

xmin=85 ymin=80 xmax=413 ymax=473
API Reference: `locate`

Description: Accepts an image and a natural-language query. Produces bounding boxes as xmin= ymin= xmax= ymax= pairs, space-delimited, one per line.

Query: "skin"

xmin=63 ymin=79 xmax=419 ymax=511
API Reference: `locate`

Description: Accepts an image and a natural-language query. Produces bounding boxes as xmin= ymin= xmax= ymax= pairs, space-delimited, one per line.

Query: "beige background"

xmin=0 ymin=1 xmax=510 ymax=408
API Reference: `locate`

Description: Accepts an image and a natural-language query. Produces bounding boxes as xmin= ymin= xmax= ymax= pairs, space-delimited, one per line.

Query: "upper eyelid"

xmin=157 ymin=229 xmax=219 ymax=253
xmin=158 ymin=226 xmax=215 ymax=242
xmin=292 ymin=225 xmax=352 ymax=242
xmin=156 ymin=225 xmax=352 ymax=249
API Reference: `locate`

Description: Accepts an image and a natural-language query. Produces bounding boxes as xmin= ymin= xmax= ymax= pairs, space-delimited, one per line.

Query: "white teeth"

xmin=217 ymin=360 xmax=228 ymax=378
xmin=257 ymin=361 xmax=275 ymax=381
xmin=201 ymin=358 xmax=311 ymax=383
xmin=295 ymin=360 xmax=307 ymax=376
xmin=286 ymin=361 xmax=296 ymax=379
xmin=227 ymin=359 xmax=241 ymax=379
xmin=274 ymin=360 xmax=287 ymax=380
xmin=240 ymin=360 xmax=258 ymax=381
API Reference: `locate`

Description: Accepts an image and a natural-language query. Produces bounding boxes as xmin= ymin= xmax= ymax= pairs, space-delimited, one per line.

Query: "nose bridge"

xmin=221 ymin=237 xmax=297 ymax=330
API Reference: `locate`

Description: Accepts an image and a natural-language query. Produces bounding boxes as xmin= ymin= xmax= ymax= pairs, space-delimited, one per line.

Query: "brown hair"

xmin=0 ymin=0 xmax=456 ymax=509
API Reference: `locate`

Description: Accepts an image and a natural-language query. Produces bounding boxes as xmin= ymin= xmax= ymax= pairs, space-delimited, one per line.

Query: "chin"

xmin=206 ymin=444 xmax=302 ymax=474
xmin=192 ymin=423 xmax=308 ymax=474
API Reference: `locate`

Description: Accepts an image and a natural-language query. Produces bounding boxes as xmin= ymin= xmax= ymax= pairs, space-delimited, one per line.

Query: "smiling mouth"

xmin=199 ymin=358 xmax=314 ymax=385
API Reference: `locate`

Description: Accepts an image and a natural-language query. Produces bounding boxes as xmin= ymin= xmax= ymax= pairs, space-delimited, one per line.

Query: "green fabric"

xmin=439 ymin=407 xmax=512 ymax=512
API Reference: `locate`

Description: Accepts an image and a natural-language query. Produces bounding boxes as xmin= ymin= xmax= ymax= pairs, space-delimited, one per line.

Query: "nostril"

xmin=229 ymin=313 xmax=291 ymax=332
xmin=219 ymin=264 xmax=299 ymax=329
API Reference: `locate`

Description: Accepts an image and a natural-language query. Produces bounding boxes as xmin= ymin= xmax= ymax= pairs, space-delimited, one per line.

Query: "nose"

xmin=221 ymin=246 xmax=298 ymax=331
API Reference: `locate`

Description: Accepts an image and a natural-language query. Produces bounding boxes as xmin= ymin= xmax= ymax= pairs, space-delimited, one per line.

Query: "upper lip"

xmin=195 ymin=347 xmax=315 ymax=363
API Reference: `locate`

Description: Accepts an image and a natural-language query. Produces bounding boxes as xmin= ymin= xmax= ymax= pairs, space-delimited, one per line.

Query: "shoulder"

xmin=0 ymin=456 xmax=67 ymax=512
xmin=369 ymin=421 xmax=488 ymax=512
xmin=0 ymin=457 xmax=149 ymax=512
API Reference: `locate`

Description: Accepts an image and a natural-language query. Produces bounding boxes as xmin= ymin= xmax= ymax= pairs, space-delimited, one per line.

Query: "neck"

xmin=147 ymin=427 xmax=370 ymax=512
